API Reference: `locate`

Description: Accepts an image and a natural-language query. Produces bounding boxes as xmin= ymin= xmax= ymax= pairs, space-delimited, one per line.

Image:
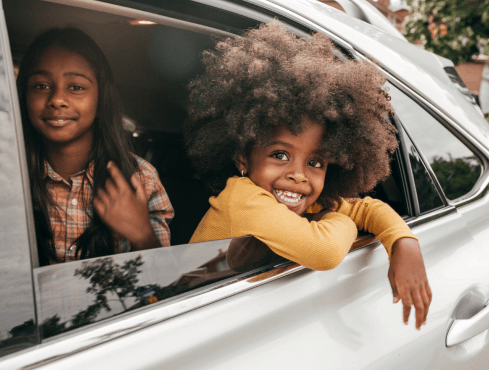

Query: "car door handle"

xmin=446 ymin=302 xmax=489 ymax=347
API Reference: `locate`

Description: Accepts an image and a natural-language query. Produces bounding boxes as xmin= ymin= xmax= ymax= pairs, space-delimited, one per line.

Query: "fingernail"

xmin=417 ymin=327 xmax=421 ymax=331
xmin=423 ymin=321 xmax=426 ymax=326
xmin=393 ymin=297 xmax=399 ymax=304
xmin=404 ymin=321 xmax=408 ymax=325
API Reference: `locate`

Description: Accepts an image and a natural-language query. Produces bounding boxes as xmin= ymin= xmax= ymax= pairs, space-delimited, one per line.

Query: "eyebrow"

xmin=30 ymin=70 xmax=93 ymax=83
xmin=268 ymin=140 xmax=325 ymax=157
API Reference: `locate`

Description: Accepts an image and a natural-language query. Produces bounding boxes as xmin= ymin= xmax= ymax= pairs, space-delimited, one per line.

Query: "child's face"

xmin=26 ymin=46 xmax=98 ymax=148
xmin=237 ymin=117 xmax=327 ymax=216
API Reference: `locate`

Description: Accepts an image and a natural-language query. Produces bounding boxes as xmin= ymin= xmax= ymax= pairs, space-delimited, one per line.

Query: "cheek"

xmin=79 ymin=96 xmax=99 ymax=123
xmin=26 ymin=93 xmax=40 ymax=113
xmin=26 ymin=95 xmax=43 ymax=125
xmin=311 ymin=173 xmax=326 ymax=196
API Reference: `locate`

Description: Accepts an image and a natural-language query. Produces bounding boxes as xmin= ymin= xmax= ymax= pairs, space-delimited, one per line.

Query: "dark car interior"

xmin=4 ymin=0 xmax=411 ymax=248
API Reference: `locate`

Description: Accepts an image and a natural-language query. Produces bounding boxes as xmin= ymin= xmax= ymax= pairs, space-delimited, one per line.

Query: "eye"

xmin=33 ymin=83 xmax=50 ymax=90
xmin=69 ymin=85 xmax=85 ymax=91
xmin=308 ymin=159 xmax=323 ymax=168
xmin=272 ymin=152 xmax=289 ymax=161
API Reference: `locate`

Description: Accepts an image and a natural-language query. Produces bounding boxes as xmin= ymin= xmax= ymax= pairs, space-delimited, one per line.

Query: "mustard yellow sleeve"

xmin=228 ymin=180 xmax=358 ymax=271
xmin=334 ymin=197 xmax=418 ymax=258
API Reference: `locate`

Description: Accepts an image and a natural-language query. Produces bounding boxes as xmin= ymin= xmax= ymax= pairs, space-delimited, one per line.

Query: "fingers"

xmin=402 ymin=298 xmax=412 ymax=326
xmin=131 ymin=173 xmax=148 ymax=203
xmin=411 ymin=291 xmax=426 ymax=330
xmin=421 ymin=283 xmax=432 ymax=325
xmin=93 ymin=188 xmax=109 ymax=218
xmin=398 ymin=283 xmax=432 ymax=330
xmin=107 ymin=161 xmax=128 ymax=190
xmin=388 ymin=270 xmax=400 ymax=304
xmin=105 ymin=176 xmax=117 ymax=196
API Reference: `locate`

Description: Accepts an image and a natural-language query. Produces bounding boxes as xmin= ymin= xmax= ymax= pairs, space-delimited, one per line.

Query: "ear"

xmin=234 ymin=153 xmax=249 ymax=176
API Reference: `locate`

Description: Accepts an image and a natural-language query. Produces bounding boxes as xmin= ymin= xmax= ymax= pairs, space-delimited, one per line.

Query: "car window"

xmin=387 ymin=83 xmax=482 ymax=201
xmin=398 ymin=124 xmax=444 ymax=214
xmin=0 ymin=11 xmax=38 ymax=357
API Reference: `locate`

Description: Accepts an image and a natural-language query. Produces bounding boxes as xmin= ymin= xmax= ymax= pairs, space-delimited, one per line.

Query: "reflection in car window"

xmin=388 ymin=84 xmax=482 ymax=200
xmin=33 ymin=236 xmax=283 ymax=340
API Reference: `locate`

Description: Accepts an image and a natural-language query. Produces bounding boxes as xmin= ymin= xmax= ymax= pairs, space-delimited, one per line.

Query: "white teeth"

xmin=275 ymin=189 xmax=302 ymax=203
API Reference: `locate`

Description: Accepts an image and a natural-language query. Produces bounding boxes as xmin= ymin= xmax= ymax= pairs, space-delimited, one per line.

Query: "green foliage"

xmin=403 ymin=0 xmax=489 ymax=64
xmin=431 ymin=156 xmax=481 ymax=199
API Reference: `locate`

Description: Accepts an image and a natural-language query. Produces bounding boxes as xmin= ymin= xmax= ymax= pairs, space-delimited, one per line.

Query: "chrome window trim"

xmin=406 ymin=205 xmax=457 ymax=229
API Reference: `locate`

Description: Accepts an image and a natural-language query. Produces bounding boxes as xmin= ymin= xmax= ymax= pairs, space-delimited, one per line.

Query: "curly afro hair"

xmin=185 ymin=21 xmax=398 ymax=209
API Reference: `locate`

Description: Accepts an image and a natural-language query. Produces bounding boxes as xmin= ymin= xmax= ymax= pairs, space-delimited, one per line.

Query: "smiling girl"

xmin=17 ymin=28 xmax=174 ymax=265
xmin=186 ymin=22 xmax=431 ymax=329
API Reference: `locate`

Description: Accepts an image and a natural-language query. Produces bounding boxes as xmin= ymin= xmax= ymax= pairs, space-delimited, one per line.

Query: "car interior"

xmin=4 ymin=0 xmax=410 ymax=251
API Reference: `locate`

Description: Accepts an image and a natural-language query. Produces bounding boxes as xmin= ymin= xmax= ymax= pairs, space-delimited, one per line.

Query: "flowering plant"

xmin=403 ymin=0 xmax=489 ymax=64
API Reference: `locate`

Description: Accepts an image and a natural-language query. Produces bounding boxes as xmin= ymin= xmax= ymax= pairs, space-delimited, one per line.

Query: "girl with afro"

xmin=185 ymin=21 xmax=431 ymax=330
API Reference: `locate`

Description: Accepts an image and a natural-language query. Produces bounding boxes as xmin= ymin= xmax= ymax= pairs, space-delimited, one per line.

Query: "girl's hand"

xmin=93 ymin=161 xmax=161 ymax=250
xmin=388 ymin=238 xmax=432 ymax=330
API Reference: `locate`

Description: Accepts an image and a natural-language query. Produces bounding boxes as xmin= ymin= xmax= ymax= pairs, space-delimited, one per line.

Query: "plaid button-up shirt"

xmin=44 ymin=156 xmax=174 ymax=263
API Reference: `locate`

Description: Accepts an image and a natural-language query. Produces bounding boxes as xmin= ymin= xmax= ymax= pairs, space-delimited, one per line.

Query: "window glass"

xmin=402 ymin=132 xmax=444 ymax=214
xmin=0 ymin=13 xmax=38 ymax=356
xmin=388 ymin=83 xmax=482 ymax=200
xmin=33 ymin=236 xmax=284 ymax=340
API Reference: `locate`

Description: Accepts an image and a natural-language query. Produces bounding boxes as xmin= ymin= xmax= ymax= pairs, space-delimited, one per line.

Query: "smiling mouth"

xmin=274 ymin=189 xmax=305 ymax=204
xmin=43 ymin=117 xmax=75 ymax=126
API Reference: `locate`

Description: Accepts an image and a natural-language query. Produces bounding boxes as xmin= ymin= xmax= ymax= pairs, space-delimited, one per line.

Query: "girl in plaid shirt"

xmin=17 ymin=28 xmax=174 ymax=265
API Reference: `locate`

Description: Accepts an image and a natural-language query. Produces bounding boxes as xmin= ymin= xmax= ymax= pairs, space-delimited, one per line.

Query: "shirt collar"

xmin=43 ymin=160 xmax=95 ymax=186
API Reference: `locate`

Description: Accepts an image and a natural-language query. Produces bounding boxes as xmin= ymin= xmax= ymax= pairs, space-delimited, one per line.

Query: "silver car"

xmin=1 ymin=0 xmax=489 ymax=369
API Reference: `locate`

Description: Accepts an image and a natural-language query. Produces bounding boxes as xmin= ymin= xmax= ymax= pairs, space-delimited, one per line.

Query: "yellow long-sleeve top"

xmin=190 ymin=177 xmax=417 ymax=270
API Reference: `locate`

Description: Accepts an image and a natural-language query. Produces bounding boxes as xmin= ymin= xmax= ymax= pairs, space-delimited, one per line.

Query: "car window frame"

xmin=0 ymin=1 xmax=40 ymax=358
xmin=384 ymin=75 xmax=489 ymax=208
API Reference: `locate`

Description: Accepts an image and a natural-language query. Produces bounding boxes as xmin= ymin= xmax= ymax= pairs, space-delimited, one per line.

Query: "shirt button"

xmin=72 ymin=198 xmax=78 ymax=206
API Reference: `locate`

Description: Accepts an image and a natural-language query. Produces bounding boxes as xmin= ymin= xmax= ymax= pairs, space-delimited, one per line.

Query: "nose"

xmin=286 ymin=162 xmax=308 ymax=183
xmin=47 ymin=87 xmax=69 ymax=109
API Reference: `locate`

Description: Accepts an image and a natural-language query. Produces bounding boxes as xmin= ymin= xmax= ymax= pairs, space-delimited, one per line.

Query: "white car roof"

xmin=254 ymin=0 xmax=489 ymax=148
